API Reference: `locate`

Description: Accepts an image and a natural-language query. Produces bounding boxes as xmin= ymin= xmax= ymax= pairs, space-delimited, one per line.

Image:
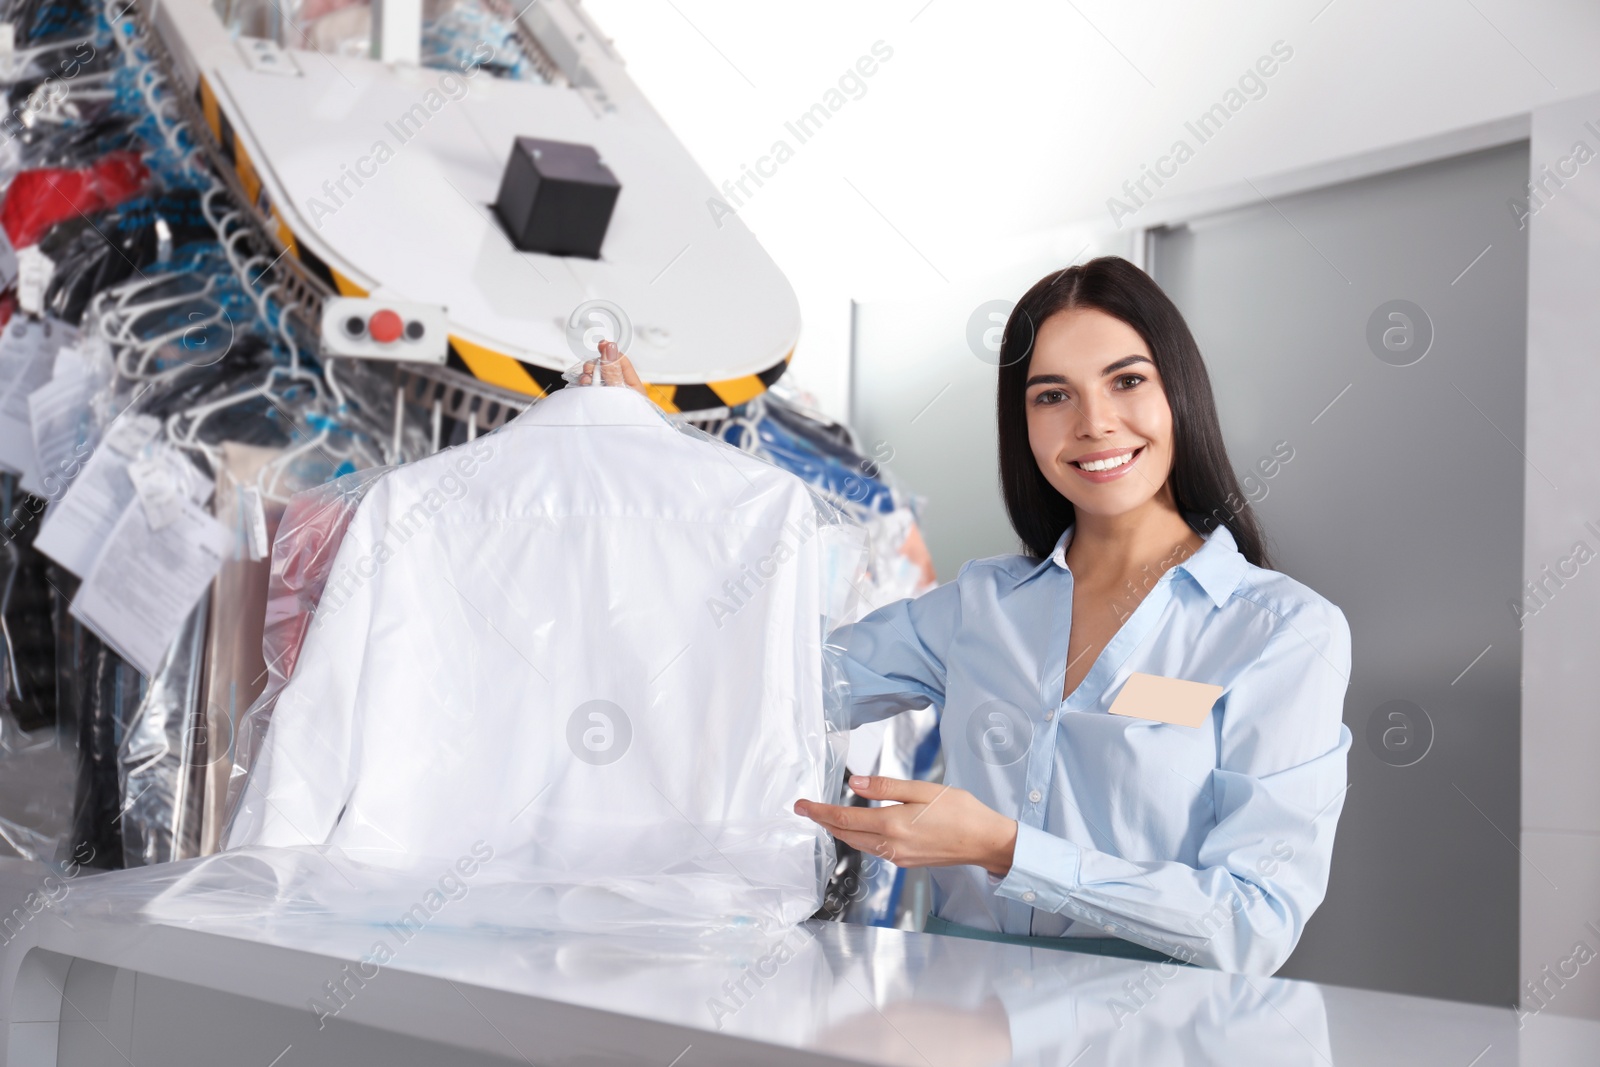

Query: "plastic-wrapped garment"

xmin=118 ymin=598 xmax=208 ymax=867
xmin=421 ymin=0 xmax=544 ymax=81
xmin=219 ymin=463 xmax=389 ymax=831
xmin=0 ymin=41 xmax=122 ymax=156
xmin=0 ymin=530 xmax=77 ymax=861
xmin=2 ymin=0 xmax=99 ymax=46
xmin=722 ymin=403 xmax=899 ymax=516
xmin=61 ymin=576 xmax=147 ymax=871
xmin=195 ymin=443 xmax=289 ymax=855
xmin=206 ymin=382 xmax=866 ymax=934
xmin=0 ymin=717 xmax=77 ymax=859
xmin=256 ymin=0 xmax=539 ymax=78
xmin=39 ymin=191 xmax=220 ymax=327
xmin=0 ymin=481 xmax=59 ymax=732
xmin=0 ymin=150 xmax=149 ymax=248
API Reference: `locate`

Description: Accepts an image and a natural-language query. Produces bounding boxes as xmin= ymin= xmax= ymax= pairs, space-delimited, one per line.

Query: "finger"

xmin=848 ymin=775 xmax=946 ymax=805
xmin=793 ymin=800 xmax=892 ymax=836
xmin=598 ymin=341 xmax=626 ymax=385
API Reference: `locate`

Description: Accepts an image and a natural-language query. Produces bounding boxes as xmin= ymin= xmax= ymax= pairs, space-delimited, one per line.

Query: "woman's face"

xmin=1024 ymin=307 xmax=1177 ymax=521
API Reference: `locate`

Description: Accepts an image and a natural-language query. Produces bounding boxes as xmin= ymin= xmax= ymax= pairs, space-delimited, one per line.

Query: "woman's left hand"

xmin=795 ymin=776 xmax=1019 ymax=877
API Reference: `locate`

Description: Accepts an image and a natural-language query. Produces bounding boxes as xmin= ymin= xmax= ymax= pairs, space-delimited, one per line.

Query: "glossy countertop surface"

xmin=1 ymin=858 xmax=1595 ymax=1065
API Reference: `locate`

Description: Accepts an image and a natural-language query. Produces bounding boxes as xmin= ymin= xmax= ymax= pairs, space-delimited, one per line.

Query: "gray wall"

xmin=1151 ymin=141 xmax=1529 ymax=1006
xmin=1520 ymin=91 xmax=1600 ymax=1023
xmin=849 ymin=234 xmax=1136 ymax=582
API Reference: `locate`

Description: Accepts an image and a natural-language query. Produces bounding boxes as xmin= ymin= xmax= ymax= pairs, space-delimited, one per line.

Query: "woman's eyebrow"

xmin=1100 ymin=354 xmax=1153 ymax=376
xmin=1025 ymin=355 xmax=1152 ymax=389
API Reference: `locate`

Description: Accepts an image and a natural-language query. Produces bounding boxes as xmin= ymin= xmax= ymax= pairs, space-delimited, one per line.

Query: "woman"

xmin=587 ymin=256 xmax=1351 ymax=974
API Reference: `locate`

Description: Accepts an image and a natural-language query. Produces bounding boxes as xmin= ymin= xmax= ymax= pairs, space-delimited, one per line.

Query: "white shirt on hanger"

xmin=226 ymin=384 xmax=862 ymax=931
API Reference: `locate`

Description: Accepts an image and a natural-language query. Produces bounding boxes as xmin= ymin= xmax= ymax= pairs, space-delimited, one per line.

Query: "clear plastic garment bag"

xmin=84 ymin=375 xmax=870 ymax=936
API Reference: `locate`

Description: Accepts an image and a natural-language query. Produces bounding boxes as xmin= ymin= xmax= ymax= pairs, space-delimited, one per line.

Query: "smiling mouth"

xmin=1071 ymin=447 xmax=1143 ymax=472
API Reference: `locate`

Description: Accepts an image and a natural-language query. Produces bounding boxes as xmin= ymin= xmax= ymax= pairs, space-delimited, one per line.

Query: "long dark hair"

xmin=996 ymin=256 xmax=1271 ymax=568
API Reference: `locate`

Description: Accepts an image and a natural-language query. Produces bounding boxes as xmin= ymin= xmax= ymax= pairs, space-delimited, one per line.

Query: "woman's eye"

xmin=1115 ymin=374 xmax=1146 ymax=390
xmin=1032 ymin=389 xmax=1068 ymax=406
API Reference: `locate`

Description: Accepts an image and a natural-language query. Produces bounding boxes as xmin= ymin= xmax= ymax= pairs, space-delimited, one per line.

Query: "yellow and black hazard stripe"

xmin=440 ymin=338 xmax=792 ymax=414
xmin=194 ymin=76 xmax=791 ymax=413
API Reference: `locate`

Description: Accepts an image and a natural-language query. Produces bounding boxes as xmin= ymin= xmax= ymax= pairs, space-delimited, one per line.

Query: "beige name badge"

xmin=1108 ymin=672 xmax=1224 ymax=728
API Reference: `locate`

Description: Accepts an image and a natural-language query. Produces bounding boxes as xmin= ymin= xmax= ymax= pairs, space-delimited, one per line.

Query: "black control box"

xmin=493 ymin=137 xmax=620 ymax=259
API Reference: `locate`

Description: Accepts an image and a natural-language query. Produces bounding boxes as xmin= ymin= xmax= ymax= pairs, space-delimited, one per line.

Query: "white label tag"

xmin=103 ymin=412 xmax=162 ymax=459
xmin=239 ymin=484 xmax=270 ymax=561
xmin=51 ymin=343 xmax=86 ymax=380
xmin=27 ymin=368 xmax=94 ymax=502
xmin=127 ymin=452 xmax=182 ymax=530
xmin=35 ymin=445 xmax=137 ymax=576
xmin=15 ymin=246 xmax=54 ymax=316
xmin=0 ymin=24 xmax=14 ymax=54
xmin=0 ymin=316 xmax=75 ymax=492
xmin=70 ymin=496 xmax=231 ymax=676
xmin=126 ymin=446 xmax=211 ymax=530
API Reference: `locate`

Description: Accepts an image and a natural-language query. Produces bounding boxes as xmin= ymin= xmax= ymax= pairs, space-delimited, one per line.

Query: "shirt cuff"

xmin=993 ymin=822 xmax=1082 ymax=913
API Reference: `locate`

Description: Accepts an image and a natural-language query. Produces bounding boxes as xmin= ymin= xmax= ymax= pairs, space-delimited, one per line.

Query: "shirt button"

xmin=1103 ymin=924 xmax=1116 ymax=933
xmin=1029 ymin=789 xmax=1042 ymax=804
xmin=1045 ymin=710 xmax=1055 ymax=721
xmin=1022 ymin=891 xmax=1037 ymax=903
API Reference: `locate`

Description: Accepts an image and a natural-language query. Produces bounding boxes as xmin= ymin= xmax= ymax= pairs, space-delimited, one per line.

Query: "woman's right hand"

xmin=578 ymin=340 xmax=652 ymax=400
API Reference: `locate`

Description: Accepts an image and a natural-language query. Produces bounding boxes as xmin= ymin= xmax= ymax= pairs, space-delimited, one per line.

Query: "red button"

xmin=369 ymin=309 xmax=403 ymax=343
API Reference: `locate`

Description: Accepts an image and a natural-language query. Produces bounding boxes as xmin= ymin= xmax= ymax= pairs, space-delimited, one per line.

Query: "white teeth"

xmin=1077 ymin=450 xmax=1136 ymax=472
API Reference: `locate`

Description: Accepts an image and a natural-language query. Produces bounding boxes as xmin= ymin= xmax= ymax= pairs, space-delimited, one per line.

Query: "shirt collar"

xmin=1010 ymin=521 xmax=1248 ymax=609
xmin=499 ymin=383 xmax=671 ymax=430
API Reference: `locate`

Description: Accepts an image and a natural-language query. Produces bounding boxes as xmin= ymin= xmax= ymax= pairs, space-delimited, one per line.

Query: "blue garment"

xmin=831 ymin=523 xmax=1352 ymax=974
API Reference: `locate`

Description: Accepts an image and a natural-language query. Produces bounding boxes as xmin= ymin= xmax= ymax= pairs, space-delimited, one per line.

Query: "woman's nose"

xmin=1072 ymin=391 xmax=1119 ymax=436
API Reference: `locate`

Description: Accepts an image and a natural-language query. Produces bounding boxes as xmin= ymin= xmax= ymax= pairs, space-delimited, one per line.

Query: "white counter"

xmin=0 ymin=858 xmax=1593 ymax=1065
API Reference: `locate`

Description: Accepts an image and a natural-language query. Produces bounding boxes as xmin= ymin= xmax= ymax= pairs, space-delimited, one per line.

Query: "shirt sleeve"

xmin=826 ymin=567 xmax=965 ymax=728
xmin=993 ymin=596 xmax=1353 ymax=975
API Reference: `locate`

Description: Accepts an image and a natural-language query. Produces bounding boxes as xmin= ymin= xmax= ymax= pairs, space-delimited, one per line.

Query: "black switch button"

xmin=493 ymin=136 xmax=621 ymax=259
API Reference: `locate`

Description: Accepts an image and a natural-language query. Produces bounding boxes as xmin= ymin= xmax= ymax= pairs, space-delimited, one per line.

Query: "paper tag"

xmin=34 ymin=408 xmax=179 ymax=578
xmin=1107 ymin=672 xmax=1225 ymax=729
xmin=176 ymin=451 xmax=214 ymax=508
xmin=69 ymin=497 xmax=231 ymax=675
xmin=103 ymin=412 xmax=163 ymax=459
xmin=239 ymin=485 xmax=269 ymax=561
xmin=35 ymin=446 xmax=138 ymax=576
xmin=128 ymin=453 xmax=182 ymax=529
xmin=15 ymin=246 xmax=54 ymax=316
xmin=0 ymin=316 xmax=76 ymax=491
xmin=126 ymin=444 xmax=212 ymax=532
xmin=27 ymin=369 xmax=94 ymax=501
xmin=0 ymin=23 xmax=14 ymax=54
xmin=51 ymin=343 xmax=86 ymax=381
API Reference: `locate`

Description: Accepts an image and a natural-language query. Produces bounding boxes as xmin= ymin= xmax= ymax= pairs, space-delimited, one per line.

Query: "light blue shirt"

xmin=832 ymin=522 xmax=1352 ymax=974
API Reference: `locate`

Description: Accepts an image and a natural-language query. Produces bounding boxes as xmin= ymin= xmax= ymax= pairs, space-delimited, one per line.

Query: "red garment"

xmin=260 ymin=477 xmax=376 ymax=682
xmin=0 ymin=151 xmax=150 ymax=248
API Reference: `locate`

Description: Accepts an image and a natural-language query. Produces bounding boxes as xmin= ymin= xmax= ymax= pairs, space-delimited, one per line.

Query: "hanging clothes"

xmin=119 ymin=598 xmax=209 ymax=866
xmin=225 ymin=384 xmax=867 ymax=932
xmin=0 ymin=478 xmax=60 ymax=732
xmin=0 ymin=150 xmax=149 ymax=248
xmin=195 ymin=442 xmax=288 ymax=855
